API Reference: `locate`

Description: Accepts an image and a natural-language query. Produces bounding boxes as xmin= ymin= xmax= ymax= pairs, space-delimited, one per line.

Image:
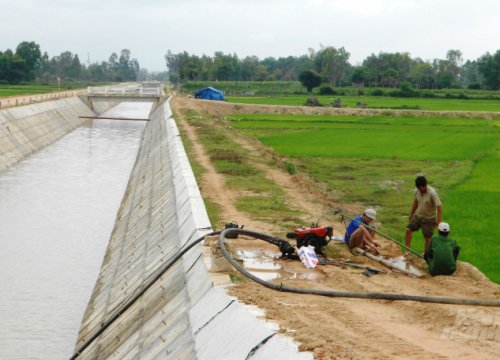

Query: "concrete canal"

xmin=0 ymin=102 xmax=151 ymax=359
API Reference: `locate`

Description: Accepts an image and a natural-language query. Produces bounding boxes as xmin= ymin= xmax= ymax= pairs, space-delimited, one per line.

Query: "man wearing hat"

xmin=424 ymin=222 xmax=460 ymax=276
xmin=344 ymin=209 xmax=380 ymax=254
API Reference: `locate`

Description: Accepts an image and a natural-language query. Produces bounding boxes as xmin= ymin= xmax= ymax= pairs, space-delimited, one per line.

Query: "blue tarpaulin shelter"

xmin=194 ymin=87 xmax=225 ymax=101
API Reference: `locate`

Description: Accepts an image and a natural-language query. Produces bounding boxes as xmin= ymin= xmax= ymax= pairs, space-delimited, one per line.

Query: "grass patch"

xmin=444 ymin=153 xmax=500 ymax=283
xmin=0 ymin=84 xmax=85 ymax=97
xmin=229 ymin=272 xmax=246 ymax=283
xmin=177 ymin=108 xmax=300 ymax=229
xmin=236 ymin=195 xmax=302 ymax=226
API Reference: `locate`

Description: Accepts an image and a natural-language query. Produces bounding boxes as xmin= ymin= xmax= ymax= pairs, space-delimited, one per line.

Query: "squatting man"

xmin=344 ymin=208 xmax=380 ymax=254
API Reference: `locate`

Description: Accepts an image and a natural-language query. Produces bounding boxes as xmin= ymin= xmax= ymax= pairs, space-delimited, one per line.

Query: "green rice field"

xmin=229 ymin=113 xmax=500 ymax=283
xmin=227 ymin=95 xmax=500 ymax=112
xmin=0 ymin=84 xmax=62 ymax=97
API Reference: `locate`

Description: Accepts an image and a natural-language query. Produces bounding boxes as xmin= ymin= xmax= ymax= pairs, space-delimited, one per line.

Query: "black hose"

xmin=218 ymin=228 xmax=500 ymax=307
xmin=69 ymin=230 xmax=220 ymax=360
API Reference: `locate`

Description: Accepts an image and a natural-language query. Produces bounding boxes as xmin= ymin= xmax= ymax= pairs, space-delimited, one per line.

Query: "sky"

xmin=1 ymin=0 xmax=499 ymax=72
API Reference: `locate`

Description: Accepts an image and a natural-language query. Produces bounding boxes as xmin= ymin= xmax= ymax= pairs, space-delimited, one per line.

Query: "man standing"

xmin=424 ymin=222 xmax=460 ymax=276
xmin=406 ymin=176 xmax=442 ymax=252
xmin=344 ymin=208 xmax=380 ymax=254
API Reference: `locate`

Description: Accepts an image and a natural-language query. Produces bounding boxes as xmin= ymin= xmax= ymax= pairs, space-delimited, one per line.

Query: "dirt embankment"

xmin=176 ymin=96 xmax=500 ymax=119
xmin=171 ymin=96 xmax=500 ymax=360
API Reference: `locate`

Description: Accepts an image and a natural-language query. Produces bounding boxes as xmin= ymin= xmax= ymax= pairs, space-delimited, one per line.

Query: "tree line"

xmin=0 ymin=41 xmax=149 ymax=85
xmin=165 ymin=46 xmax=500 ymax=90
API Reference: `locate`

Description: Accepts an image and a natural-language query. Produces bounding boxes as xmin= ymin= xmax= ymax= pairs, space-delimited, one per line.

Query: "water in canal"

xmin=0 ymin=102 xmax=151 ymax=359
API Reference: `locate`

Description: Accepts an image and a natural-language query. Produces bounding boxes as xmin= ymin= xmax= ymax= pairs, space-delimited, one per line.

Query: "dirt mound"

xmin=171 ymin=96 xmax=500 ymax=360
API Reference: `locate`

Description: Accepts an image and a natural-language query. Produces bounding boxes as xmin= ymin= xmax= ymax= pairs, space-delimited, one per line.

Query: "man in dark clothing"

xmin=424 ymin=222 xmax=460 ymax=276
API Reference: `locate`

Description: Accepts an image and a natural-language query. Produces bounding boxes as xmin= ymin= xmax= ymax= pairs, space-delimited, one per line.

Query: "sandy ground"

xmin=172 ymin=96 xmax=500 ymax=360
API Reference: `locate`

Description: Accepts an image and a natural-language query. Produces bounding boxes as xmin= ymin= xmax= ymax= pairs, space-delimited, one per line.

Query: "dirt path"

xmin=174 ymin=108 xmax=277 ymax=234
xmin=172 ymin=96 xmax=500 ymax=360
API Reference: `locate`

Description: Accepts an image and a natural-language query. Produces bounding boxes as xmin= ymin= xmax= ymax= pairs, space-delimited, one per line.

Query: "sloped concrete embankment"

xmin=0 ymin=97 xmax=92 ymax=172
xmin=75 ymin=100 xmax=310 ymax=359
xmin=0 ymin=97 xmax=119 ymax=173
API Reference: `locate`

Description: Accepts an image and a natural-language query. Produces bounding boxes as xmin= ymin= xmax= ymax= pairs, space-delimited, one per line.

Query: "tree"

xmin=15 ymin=41 xmax=41 ymax=81
xmin=0 ymin=50 xmax=28 ymax=84
xmin=212 ymin=51 xmax=239 ymax=81
xmin=410 ymin=63 xmax=435 ymax=89
xmin=241 ymin=56 xmax=259 ymax=81
xmin=433 ymin=59 xmax=456 ymax=88
xmin=109 ymin=53 xmax=118 ymax=69
xmin=314 ymin=46 xmax=350 ymax=86
xmin=362 ymin=52 xmax=413 ymax=87
xmin=299 ymin=70 xmax=321 ymax=92
xmin=116 ymin=49 xmax=139 ymax=81
xmin=351 ymin=66 xmax=370 ymax=85
xmin=478 ymin=50 xmax=500 ymax=90
xmin=69 ymin=54 xmax=81 ymax=79
xmin=461 ymin=60 xmax=481 ymax=88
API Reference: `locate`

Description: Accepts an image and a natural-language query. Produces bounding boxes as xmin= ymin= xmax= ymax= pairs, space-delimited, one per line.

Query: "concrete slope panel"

xmin=74 ymin=98 xmax=310 ymax=359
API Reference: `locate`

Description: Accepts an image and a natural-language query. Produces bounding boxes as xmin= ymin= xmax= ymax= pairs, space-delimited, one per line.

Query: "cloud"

xmin=1 ymin=0 xmax=499 ymax=71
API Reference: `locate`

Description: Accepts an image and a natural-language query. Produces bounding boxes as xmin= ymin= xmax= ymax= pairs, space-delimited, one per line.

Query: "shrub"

xmin=331 ymin=98 xmax=342 ymax=108
xmin=209 ymin=150 xmax=244 ymax=163
xmin=318 ymin=84 xmax=336 ymax=95
xmin=388 ymin=89 xmax=401 ymax=97
xmin=283 ymin=160 xmax=297 ymax=175
xmin=358 ymin=89 xmax=365 ymax=96
xmin=305 ymin=97 xmax=321 ymax=106
xmin=399 ymin=82 xmax=419 ymax=97
xmin=444 ymin=92 xmax=468 ymax=100
xmin=371 ymin=89 xmax=384 ymax=96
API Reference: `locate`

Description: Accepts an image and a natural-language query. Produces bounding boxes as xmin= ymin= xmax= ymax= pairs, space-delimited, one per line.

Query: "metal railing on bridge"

xmin=87 ymin=86 xmax=163 ymax=97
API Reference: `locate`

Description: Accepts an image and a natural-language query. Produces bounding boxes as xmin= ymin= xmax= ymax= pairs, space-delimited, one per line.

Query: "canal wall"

xmin=0 ymin=97 xmax=120 ymax=173
xmin=75 ymin=99 xmax=310 ymax=359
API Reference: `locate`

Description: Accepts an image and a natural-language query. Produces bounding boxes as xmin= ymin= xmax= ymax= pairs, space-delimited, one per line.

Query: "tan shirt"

xmin=415 ymin=186 xmax=441 ymax=220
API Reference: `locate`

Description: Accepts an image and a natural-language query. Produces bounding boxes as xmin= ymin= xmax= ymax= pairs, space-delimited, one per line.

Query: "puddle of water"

xmin=237 ymin=248 xmax=325 ymax=282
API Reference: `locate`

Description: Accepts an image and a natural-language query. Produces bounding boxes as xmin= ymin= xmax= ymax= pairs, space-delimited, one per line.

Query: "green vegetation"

xmin=174 ymin=113 xmax=224 ymax=228
xmin=175 ymin=109 xmax=303 ymax=230
xmin=182 ymin=81 xmax=500 ymax=100
xmin=229 ymin=113 xmax=500 ymax=283
xmin=168 ymin=47 xmax=500 ymax=90
xmin=0 ymin=41 xmax=156 ymax=86
xmin=226 ymin=95 xmax=500 ymax=112
xmin=181 ymin=81 xmax=306 ymax=95
xmin=299 ymin=70 xmax=322 ymax=93
xmin=0 ymin=84 xmax=72 ymax=97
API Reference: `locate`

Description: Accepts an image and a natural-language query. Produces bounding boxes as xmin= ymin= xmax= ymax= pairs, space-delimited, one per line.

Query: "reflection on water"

xmin=0 ymin=102 xmax=151 ymax=360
